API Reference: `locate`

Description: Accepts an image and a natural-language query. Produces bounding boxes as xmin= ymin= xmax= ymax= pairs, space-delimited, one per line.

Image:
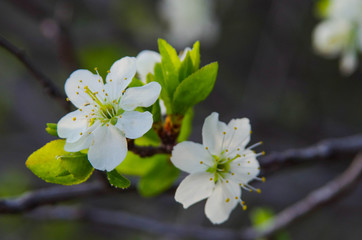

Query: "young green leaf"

xmin=26 ymin=140 xmax=94 ymax=185
xmin=172 ymin=62 xmax=218 ymax=114
xmin=137 ymin=154 xmax=179 ymax=197
xmin=179 ymin=52 xmax=194 ymax=82
xmin=190 ymin=41 xmax=201 ymax=71
xmin=107 ymin=170 xmax=131 ymax=189
xmin=158 ymin=39 xmax=180 ymax=99
xmin=154 ymin=62 xmax=172 ymax=113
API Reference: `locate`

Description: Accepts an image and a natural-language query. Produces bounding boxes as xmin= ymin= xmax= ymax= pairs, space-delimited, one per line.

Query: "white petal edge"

xmin=224 ymin=118 xmax=251 ymax=152
xmin=57 ymin=109 xmax=90 ymax=143
xmin=105 ymin=57 xmax=137 ymax=100
xmin=204 ymin=181 xmax=240 ymax=224
xmin=65 ymin=69 xmax=104 ymax=108
xmin=64 ymin=122 xmax=100 ymax=152
xmin=115 ymin=111 xmax=153 ymax=139
xmin=202 ymin=112 xmax=228 ymax=155
xmin=136 ymin=50 xmax=161 ymax=83
xmin=175 ymin=172 xmax=215 ymax=209
xmin=88 ymin=125 xmax=128 ymax=171
xmin=120 ymin=82 xmax=161 ymax=111
xmin=171 ymin=141 xmax=213 ymax=174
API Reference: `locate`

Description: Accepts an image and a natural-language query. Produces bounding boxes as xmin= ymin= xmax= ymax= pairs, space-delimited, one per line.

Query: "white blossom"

xmin=171 ymin=112 xmax=264 ymax=224
xmin=57 ymin=57 xmax=161 ymax=171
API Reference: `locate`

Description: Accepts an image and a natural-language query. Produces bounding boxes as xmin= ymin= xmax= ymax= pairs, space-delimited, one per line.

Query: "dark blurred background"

xmin=0 ymin=0 xmax=361 ymax=239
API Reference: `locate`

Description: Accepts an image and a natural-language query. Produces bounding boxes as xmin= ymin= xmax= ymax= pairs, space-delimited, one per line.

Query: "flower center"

xmin=84 ymin=86 xmax=122 ymax=126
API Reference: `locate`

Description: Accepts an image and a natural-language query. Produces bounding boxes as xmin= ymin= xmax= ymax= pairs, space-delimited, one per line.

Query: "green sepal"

xmin=26 ymin=140 xmax=94 ymax=185
xmin=137 ymin=154 xmax=179 ymax=197
xmin=158 ymin=38 xmax=180 ymax=101
xmin=46 ymin=123 xmax=58 ymax=137
xmin=144 ymin=99 xmax=161 ymax=123
xmin=179 ymin=51 xmax=194 ymax=82
xmin=107 ymin=170 xmax=131 ymax=189
xmin=177 ymin=108 xmax=194 ymax=142
xmin=172 ymin=62 xmax=218 ymax=114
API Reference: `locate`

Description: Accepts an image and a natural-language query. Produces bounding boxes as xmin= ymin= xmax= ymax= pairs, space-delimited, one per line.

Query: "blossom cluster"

xmin=28 ymin=40 xmax=264 ymax=225
xmin=313 ymin=0 xmax=362 ymax=75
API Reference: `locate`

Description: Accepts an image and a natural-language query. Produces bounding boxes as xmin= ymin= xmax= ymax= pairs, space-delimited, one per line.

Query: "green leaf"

xmin=315 ymin=0 xmax=330 ymax=18
xmin=138 ymin=154 xmax=179 ymax=197
xmin=128 ymin=77 xmax=144 ymax=88
xmin=154 ymin=63 xmax=172 ymax=114
xmin=59 ymin=152 xmax=93 ymax=179
xmin=107 ymin=170 xmax=131 ymax=189
xmin=190 ymin=41 xmax=201 ymax=71
xmin=116 ymin=149 xmax=160 ymax=176
xmin=158 ymin=39 xmax=180 ymax=100
xmin=26 ymin=140 xmax=94 ymax=185
xmin=172 ymin=62 xmax=218 ymax=114
xmin=179 ymin=52 xmax=194 ymax=82
xmin=177 ymin=108 xmax=194 ymax=142
xmin=135 ymin=128 xmax=161 ymax=147
xmin=46 ymin=123 xmax=58 ymax=137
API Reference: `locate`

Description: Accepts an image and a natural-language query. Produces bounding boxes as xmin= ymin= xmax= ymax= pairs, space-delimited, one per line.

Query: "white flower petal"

xmin=202 ymin=112 xmax=228 ymax=155
xmin=64 ymin=122 xmax=100 ymax=152
xmin=115 ymin=111 xmax=153 ymax=139
xmin=105 ymin=57 xmax=137 ymax=99
xmin=171 ymin=141 xmax=213 ymax=174
xmin=224 ymin=118 xmax=251 ymax=151
xmin=230 ymin=150 xmax=260 ymax=184
xmin=175 ymin=172 xmax=215 ymax=209
xmin=88 ymin=125 xmax=128 ymax=171
xmin=204 ymin=181 xmax=240 ymax=224
xmin=136 ymin=50 xmax=161 ymax=83
xmin=57 ymin=109 xmax=90 ymax=143
xmin=120 ymin=82 xmax=161 ymax=111
xmin=340 ymin=51 xmax=358 ymax=76
xmin=65 ymin=69 xmax=104 ymax=108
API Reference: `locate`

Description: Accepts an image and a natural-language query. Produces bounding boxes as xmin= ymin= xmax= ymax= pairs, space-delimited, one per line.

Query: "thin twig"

xmin=127 ymin=139 xmax=172 ymax=157
xmin=0 ymin=35 xmax=70 ymax=111
xmin=242 ymin=152 xmax=362 ymax=239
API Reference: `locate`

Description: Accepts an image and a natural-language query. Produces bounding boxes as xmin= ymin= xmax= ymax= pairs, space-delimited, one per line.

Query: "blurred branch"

xmin=0 ymin=181 xmax=105 ymax=214
xmin=27 ymin=206 xmax=239 ymax=240
xmin=0 ymin=35 xmax=70 ymax=112
xmin=242 ymin=152 xmax=362 ymax=239
xmin=10 ymin=0 xmax=79 ymax=71
xmin=260 ymin=134 xmax=362 ymax=175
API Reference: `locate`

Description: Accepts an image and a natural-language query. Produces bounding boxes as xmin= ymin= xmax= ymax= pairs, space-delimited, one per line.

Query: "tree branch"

xmin=242 ymin=152 xmax=362 ymax=239
xmin=260 ymin=134 xmax=362 ymax=175
xmin=0 ymin=181 xmax=105 ymax=214
xmin=0 ymin=35 xmax=70 ymax=112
